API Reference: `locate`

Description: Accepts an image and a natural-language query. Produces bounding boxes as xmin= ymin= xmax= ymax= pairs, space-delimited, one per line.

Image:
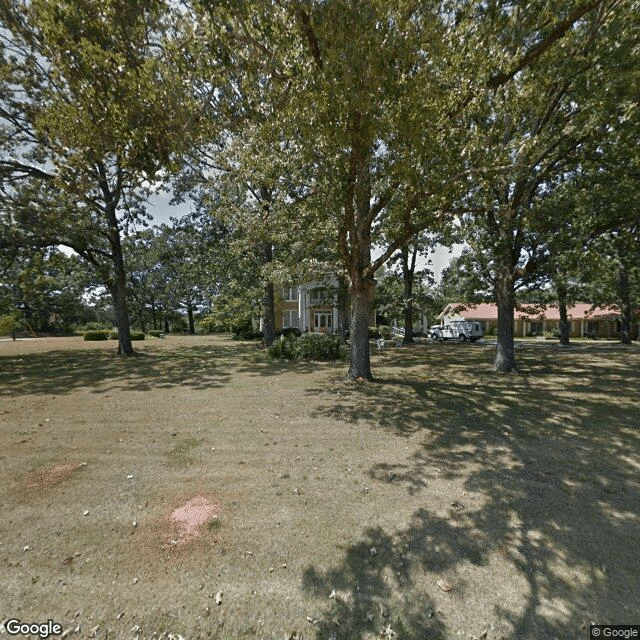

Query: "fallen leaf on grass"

xmin=215 ymin=591 xmax=223 ymax=605
xmin=436 ymin=579 xmax=452 ymax=592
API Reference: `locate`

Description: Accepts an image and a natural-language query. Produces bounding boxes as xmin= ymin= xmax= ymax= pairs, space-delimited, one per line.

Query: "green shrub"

xmin=0 ymin=314 xmax=18 ymax=336
xmin=83 ymin=329 xmax=110 ymax=341
xmin=77 ymin=322 xmax=112 ymax=332
xmin=294 ymin=333 xmax=343 ymax=361
xmin=171 ymin=317 xmax=188 ymax=333
xmin=267 ymin=335 xmax=297 ymax=360
xmin=107 ymin=329 xmax=145 ymax=340
xmin=148 ymin=329 xmax=165 ymax=337
xmin=267 ymin=333 xmax=345 ymax=361
xmin=368 ymin=326 xmax=381 ymax=339
xmin=378 ymin=325 xmax=392 ymax=339
xmin=277 ymin=327 xmax=302 ymax=339
xmin=233 ymin=327 xmax=263 ymax=340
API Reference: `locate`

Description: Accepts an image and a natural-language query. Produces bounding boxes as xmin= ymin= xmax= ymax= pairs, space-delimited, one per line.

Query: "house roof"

xmin=440 ymin=302 xmax=623 ymax=322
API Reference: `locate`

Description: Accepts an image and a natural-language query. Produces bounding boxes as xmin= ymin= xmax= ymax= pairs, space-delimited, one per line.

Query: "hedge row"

xmin=83 ymin=329 xmax=110 ymax=341
xmin=267 ymin=333 xmax=347 ymax=361
xmin=84 ymin=329 xmax=146 ymax=341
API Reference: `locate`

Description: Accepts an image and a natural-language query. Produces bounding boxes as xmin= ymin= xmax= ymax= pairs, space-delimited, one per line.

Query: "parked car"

xmin=430 ymin=319 xmax=483 ymax=342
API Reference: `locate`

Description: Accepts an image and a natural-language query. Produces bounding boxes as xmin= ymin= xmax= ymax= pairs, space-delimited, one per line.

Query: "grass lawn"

xmin=1 ymin=335 xmax=639 ymax=640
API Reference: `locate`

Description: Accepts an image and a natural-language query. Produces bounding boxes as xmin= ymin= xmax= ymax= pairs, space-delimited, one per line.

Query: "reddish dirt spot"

xmin=154 ymin=494 xmax=222 ymax=549
xmin=26 ymin=462 xmax=83 ymax=490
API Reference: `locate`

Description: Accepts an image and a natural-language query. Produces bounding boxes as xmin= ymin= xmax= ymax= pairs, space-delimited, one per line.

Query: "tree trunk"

xmin=618 ymin=262 xmax=632 ymax=345
xmin=103 ymin=196 xmax=134 ymax=355
xmin=164 ymin=316 xmax=170 ymax=333
xmin=151 ymin=298 xmax=157 ymax=330
xmin=258 ymin=185 xmax=276 ymax=348
xmin=556 ymin=281 xmax=570 ymax=345
xmin=109 ymin=245 xmax=134 ymax=356
xmin=336 ymin=274 xmax=349 ymax=342
xmin=401 ymin=246 xmax=415 ymax=345
xmin=348 ymin=279 xmax=374 ymax=380
xmin=494 ymin=265 xmax=517 ymax=372
xmin=261 ymin=280 xmax=276 ymax=347
xmin=110 ymin=277 xmax=134 ymax=355
xmin=187 ymin=301 xmax=196 ymax=334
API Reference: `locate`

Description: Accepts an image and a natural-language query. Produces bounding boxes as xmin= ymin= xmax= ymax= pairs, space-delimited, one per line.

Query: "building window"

xmin=314 ymin=312 xmax=332 ymax=330
xmin=529 ymin=321 xmax=543 ymax=334
xmin=283 ymin=311 xmax=299 ymax=328
xmin=587 ymin=320 xmax=599 ymax=336
xmin=309 ymin=289 xmax=329 ymax=305
xmin=283 ymin=287 xmax=297 ymax=301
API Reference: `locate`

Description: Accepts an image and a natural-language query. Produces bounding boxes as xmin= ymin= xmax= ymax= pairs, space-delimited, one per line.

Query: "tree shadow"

xmin=303 ymin=344 xmax=640 ymax=638
xmin=0 ymin=340 xmax=320 ymax=396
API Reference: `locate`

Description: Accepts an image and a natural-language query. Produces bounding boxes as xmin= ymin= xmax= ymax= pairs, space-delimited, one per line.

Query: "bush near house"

xmin=368 ymin=326 xmax=381 ymax=339
xmin=148 ymin=330 xmax=165 ymax=337
xmin=83 ymin=330 xmax=110 ymax=341
xmin=267 ymin=333 xmax=346 ymax=361
xmin=233 ymin=327 xmax=263 ymax=341
xmin=378 ymin=325 xmax=392 ymax=339
xmin=107 ymin=330 xmax=145 ymax=340
xmin=277 ymin=327 xmax=302 ymax=339
xmin=231 ymin=318 xmax=263 ymax=341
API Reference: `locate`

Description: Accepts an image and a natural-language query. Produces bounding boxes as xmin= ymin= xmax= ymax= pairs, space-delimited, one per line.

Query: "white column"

xmin=298 ymin=287 xmax=303 ymax=329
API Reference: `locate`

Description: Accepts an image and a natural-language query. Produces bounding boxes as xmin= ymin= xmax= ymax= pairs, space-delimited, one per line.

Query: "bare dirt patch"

xmin=1 ymin=335 xmax=639 ymax=639
xmin=26 ymin=462 xmax=84 ymax=490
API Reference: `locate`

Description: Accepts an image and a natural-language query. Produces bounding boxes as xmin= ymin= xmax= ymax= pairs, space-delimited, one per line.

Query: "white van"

xmin=430 ymin=319 xmax=483 ymax=342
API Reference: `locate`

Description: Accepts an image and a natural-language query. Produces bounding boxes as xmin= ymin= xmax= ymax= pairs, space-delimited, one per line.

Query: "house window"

xmin=529 ymin=321 xmax=543 ymax=334
xmin=283 ymin=310 xmax=299 ymax=328
xmin=314 ymin=312 xmax=332 ymax=330
xmin=309 ymin=289 xmax=328 ymax=305
xmin=587 ymin=320 xmax=599 ymax=335
xmin=283 ymin=287 xmax=297 ymax=301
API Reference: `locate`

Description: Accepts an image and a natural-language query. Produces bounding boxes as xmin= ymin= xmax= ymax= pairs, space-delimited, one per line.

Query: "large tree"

xmin=193 ymin=0 xmax=622 ymax=379
xmin=453 ymin=0 xmax=638 ymax=370
xmin=0 ymin=0 xmax=208 ymax=354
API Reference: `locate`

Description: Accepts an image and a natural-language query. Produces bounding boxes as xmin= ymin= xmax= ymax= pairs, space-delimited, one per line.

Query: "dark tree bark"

xmin=106 ymin=207 xmax=134 ymax=356
xmin=187 ymin=300 xmax=196 ymax=334
xmin=336 ymin=274 xmax=349 ymax=342
xmin=261 ymin=278 xmax=276 ymax=347
xmin=151 ymin=298 xmax=157 ymax=330
xmin=400 ymin=244 xmax=419 ymax=345
xmin=494 ymin=262 xmax=518 ymax=372
xmin=348 ymin=278 xmax=374 ymax=381
xmin=257 ymin=186 xmax=276 ymax=348
xmin=618 ymin=262 xmax=632 ymax=345
xmin=556 ymin=281 xmax=571 ymax=345
xmin=110 ymin=277 xmax=133 ymax=355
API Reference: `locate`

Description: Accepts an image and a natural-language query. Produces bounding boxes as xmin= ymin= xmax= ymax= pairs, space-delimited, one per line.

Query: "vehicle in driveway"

xmin=430 ymin=319 xmax=483 ymax=342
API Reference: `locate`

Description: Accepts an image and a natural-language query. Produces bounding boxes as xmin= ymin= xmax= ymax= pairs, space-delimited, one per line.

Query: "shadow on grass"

xmin=303 ymin=344 xmax=640 ymax=639
xmin=0 ymin=339 xmax=320 ymax=396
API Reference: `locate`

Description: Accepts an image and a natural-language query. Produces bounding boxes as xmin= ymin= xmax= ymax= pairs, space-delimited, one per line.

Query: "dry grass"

xmin=1 ymin=335 xmax=639 ymax=640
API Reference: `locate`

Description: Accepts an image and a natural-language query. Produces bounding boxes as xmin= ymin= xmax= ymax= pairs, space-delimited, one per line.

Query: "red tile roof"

xmin=444 ymin=302 xmax=621 ymax=321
